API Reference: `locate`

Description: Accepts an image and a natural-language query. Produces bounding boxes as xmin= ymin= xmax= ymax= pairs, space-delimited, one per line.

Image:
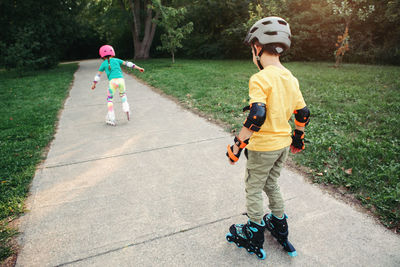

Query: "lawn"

xmin=0 ymin=64 xmax=78 ymax=261
xmin=129 ymin=59 xmax=400 ymax=231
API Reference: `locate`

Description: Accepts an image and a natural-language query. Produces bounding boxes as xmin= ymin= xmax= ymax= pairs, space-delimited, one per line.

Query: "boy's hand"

xmin=290 ymin=129 xmax=305 ymax=154
xmin=227 ymin=145 xmax=241 ymax=164
xmin=91 ymin=83 xmax=96 ymax=90
xmin=226 ymin=136 xmax=249 ymax=164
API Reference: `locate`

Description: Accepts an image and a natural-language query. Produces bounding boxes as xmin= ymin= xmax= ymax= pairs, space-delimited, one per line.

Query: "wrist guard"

xmin=94 ymin=74 xmax=100 ymax=83
xmin=226 ymin=136 xmax=249 ymax=162
xmin=291 ymin=129 xmax=305 ymax=150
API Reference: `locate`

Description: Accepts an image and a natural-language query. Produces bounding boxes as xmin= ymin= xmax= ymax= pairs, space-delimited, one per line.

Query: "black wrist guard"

xmin=226 ymin=136 xmax=249 ymax=162
xmin=291 ymin=129 xmax=305 ymax=150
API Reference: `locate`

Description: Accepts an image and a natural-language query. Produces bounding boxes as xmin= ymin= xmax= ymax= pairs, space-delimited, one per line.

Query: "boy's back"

xmin=247 ymin=65 xmax=306 ymax=152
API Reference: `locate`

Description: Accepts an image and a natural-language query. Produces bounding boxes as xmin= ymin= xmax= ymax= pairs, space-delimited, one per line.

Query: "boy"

xmin=225 ymin=17 xmax=310 ymax=260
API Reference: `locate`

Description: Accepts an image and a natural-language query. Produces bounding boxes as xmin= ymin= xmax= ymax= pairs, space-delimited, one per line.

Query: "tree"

xmin=117 ymin=0 xmax=161 ymax=59
xmin=157 ymin=6 xmax=193 ymax=63
xmin=327 ymin=0 xmax=375 ymax=67
xmin=0 ymin=0 xmax=87 ymax=70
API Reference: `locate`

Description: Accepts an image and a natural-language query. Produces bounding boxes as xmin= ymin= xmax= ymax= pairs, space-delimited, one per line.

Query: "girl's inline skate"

xmin=122 ymin=101 xmax=130 ymax=121
xmin=106 ymin=111 xmax=116 ymax=126
xmin=226 ymin=220 xmax=266 ymax=260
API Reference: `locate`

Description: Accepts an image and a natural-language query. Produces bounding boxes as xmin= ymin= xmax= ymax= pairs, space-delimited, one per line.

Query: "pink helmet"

xmin=99 ymin=45 xmax=115 ymax=58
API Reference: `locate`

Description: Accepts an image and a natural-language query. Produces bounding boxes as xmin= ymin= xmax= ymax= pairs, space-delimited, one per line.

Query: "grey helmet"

xmin=244 ymin=16 xmax=291 ymax=52
xmin=245 ymin=17 xmax=291 ymax=70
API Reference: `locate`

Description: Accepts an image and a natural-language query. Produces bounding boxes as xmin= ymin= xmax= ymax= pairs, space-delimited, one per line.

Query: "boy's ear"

xmin=253 ymin=44 xmax=263 ymax=55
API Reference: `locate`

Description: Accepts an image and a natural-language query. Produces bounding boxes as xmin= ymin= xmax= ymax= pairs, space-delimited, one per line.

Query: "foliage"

xmin=0 ymin=0 xmax=99 ymax=70
xmin=129 ymin=59 xmax=400 ymax=230
xmin=327 ymin=0 xmax=375 ymax=67
xmin=334 ymin=26 xmax=350 ymax=66
xmin=0 ymin=222 xmax=17 ymax=262
xmin=0 ymin=64 xmax=78 ymax=262
xmin=157 ymin=6 xmax=193 ymax=63
xmin=179 ymin=0 xmax=250 ymax=59
xmin=2 ymin=0 xmax=400 ymax=65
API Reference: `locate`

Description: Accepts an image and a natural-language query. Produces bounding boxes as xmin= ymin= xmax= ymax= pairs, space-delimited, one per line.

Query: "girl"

xmin=92 ymin=45 xmax=144 ymax=126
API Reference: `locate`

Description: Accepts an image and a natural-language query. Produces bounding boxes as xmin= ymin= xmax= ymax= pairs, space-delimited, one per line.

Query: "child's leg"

xmin=262 ymin=146 xmax=289 ymax=218
xmin=245 ymin=150 xmax=280 ymax=223
xmin=116 ymin=79 xmax=129 ymax=112
xmin=106 ymin=80 xmax=117 ymax=124
xmin=107 ymin=80 xmax=118 ymax=113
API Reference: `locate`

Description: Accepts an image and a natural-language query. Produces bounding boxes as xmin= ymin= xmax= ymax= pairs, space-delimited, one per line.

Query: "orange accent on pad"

xmin=238 ymin=141 xmax=247 ymax=149
xmin=295 ymin=119 xmax=306 ymax=127
xmin=227 ymin=145 xmax=238 ymax=162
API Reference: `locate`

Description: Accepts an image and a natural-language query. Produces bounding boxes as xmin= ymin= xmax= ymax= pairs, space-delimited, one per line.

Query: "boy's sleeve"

xmin=294 ymin=79 xmax=306 ymax=110
xmin=248 ymin=74 xmax=268 ymax=104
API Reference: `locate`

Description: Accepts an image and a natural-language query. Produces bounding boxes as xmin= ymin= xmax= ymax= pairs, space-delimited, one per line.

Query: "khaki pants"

xmin=245 ymin=146 xmax=289 ymax=223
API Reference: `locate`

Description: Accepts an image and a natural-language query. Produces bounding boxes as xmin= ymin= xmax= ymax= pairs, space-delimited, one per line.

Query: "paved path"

xmin=16 ymin=60 xmax=400 ymax=266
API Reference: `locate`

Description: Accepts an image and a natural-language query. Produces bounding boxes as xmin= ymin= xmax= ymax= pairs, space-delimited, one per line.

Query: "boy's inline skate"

xmin=226 ymin=220 xmax=266 ymax=260
xmin=263 ymin=213 xmax=297 ymax=257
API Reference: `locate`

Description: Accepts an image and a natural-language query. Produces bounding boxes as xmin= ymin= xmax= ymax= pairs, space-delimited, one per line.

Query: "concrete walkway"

xmin=16 ymin=60 xmax=400 ymax=266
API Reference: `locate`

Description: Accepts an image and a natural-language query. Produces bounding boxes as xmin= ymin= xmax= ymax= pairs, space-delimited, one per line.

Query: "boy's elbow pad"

xmin=243 ymin=103 xmax=266 ymax=132
xmin=126 ymin=62 xmax=135 ymax=68
xmin=294 ymin=106 xmax=310 ymax=127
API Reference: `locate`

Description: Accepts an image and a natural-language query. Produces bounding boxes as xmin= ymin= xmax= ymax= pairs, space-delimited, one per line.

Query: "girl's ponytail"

xmin=107 ymin=57 xmax=111 ymax=70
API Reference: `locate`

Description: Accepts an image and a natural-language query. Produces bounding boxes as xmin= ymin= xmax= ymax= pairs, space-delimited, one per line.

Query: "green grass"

xmin=129 ymin=59 xmax=400 ymax=231
xmin=0 ymin=64 xmax=78 ymax=261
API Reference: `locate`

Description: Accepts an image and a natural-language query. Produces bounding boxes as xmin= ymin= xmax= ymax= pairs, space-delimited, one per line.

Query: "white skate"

xmin=122 ymin=102 xmax=130 ymax=121
xmin=106 ymin=111 xmax=116 ymax=126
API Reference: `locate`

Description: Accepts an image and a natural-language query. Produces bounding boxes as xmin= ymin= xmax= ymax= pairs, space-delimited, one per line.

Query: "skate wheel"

xmin=288 ymin=251 xmax=297 ymax=257
xmin=235 ymin=241 xmax=242 ymax=248
xmin=246 ymin=247 xmax=254 ymax=254
xmin=226 ymin=233 xmax=233 ymax=243
xmin=256 ymin=249 xmax=266 ymax=260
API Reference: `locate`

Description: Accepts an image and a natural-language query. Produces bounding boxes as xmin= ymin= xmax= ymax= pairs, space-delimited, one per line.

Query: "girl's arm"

xmin=123 ymin=61 xmax=144 ymax=72
xmin=91 ymin=71 xmax=102 ymax=90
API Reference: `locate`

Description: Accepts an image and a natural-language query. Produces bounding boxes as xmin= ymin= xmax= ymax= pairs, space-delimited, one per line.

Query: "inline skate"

xmin=226 ymin=220 xmax=266 ymax=260
xmin=263 ymin=213 xmax=297 ymax=257
xmin=122 ymin=102 xmax=130 ymax=121
xmin=106 ymin=111 xmax=116 ymax=126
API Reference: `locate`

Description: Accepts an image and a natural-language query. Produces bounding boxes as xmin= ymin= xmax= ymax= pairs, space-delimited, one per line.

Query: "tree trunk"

xmin=127 ymin=0 xmax=159 ymax=60
xmin=172 ymin=50 xmax=175 ymax=63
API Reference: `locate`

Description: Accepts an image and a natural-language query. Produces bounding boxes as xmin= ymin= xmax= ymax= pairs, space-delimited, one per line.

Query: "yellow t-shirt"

xmin=246 ymin=65 xmax=306 ymax=151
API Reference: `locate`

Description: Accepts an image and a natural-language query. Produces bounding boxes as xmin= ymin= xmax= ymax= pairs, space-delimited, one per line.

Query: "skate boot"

xmin=105 ymin=111 xmax=116 ymax=126
xmin=122 ymin=102 xmax=130 ymax=121
xmin=263 ymin=213 xmax=297 ymax=257
xmin=226 ymin=220 xmax=266 ymax=260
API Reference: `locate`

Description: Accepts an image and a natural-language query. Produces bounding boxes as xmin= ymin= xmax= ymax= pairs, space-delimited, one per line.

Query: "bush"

xmin=1 ymin=27 xmax=58 ymax=72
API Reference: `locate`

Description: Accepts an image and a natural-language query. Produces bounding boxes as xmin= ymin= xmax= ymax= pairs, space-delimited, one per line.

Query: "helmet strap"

xmin=253 ymin=46 xmax=264 ymax=70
